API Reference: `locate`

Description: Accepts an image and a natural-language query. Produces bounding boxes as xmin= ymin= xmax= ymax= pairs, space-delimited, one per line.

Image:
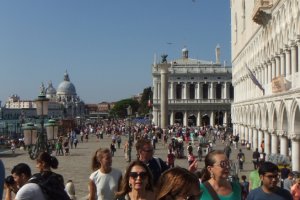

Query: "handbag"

xmin=203 ymin=181 xmax=221 ymax=200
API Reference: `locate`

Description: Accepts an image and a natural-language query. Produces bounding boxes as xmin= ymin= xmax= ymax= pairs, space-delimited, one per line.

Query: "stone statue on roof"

xmin=40 ymin=82 xmax=46 ymax=96
xmin=161 ymin=54 xmax=168 ymax=63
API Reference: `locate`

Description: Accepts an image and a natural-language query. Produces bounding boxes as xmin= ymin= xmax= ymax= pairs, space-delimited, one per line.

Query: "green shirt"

xmin=200 ymin=181 xmax=241 ymax=200
xmin=249 ymin=170 xmax=261 ymax=190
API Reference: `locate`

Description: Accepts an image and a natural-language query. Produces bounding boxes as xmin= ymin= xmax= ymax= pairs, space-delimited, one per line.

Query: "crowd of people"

xmin=1 ymin=119 xmax=299 ymax=200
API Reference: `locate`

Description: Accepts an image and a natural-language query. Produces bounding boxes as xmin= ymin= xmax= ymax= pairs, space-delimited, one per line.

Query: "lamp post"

xmin=23 ymin=85 xmax=58 ymax=159
xmin=126 ymin=105 xmax=132 ymax=162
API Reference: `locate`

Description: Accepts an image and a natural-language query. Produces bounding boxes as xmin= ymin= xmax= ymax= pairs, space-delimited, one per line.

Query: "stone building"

xmin=152 ymin=47 xmax=234 ymax=127
xmin=231 ymin=0 xmax=300 ymax=170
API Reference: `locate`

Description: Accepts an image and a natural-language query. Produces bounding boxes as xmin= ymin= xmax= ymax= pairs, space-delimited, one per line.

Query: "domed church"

xmin=45 ymin=71 xmax=85 ymax=118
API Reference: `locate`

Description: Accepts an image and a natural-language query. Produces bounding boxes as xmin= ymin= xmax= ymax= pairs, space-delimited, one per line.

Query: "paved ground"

xmin=1 ymin=134 xmax=255 ymax=200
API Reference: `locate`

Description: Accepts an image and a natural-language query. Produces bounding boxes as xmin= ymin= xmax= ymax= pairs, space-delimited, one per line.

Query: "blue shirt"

xmin=247 ymin=187 xmax=292 ymax=200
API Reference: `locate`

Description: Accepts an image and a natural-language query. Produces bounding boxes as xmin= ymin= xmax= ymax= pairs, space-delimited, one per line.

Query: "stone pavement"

xmin=1 ymin=134 xmax=255 ymax=200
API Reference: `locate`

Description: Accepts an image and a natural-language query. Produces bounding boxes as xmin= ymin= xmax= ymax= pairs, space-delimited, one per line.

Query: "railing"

xmin=153 ymin=99 xmax=233 ymax=104
xmin=252 ymin=0 xmax=273 ymax=25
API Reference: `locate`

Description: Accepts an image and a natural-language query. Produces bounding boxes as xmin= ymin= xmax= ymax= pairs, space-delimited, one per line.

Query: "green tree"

xmin=109 ymin=98 xmax=139 ymax=118
xmin=138 ymin=87 xmax=152 ymax=116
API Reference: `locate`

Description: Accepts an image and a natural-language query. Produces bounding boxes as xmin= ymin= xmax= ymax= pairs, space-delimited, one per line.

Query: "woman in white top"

xmin=89 ymin=148 xmax=122 ymax=200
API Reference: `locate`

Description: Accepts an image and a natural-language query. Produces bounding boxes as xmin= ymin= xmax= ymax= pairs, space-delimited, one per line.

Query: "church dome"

xmin=46 ymin=81 xmax=56 ymax=95
xmin=57 ymin=71 xmax=77 ymax=95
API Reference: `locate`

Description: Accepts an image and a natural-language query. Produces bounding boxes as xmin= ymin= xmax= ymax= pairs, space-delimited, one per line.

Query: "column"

xmin=223 ymin=111 xmax=228 ymax=127
xmin=153 ymin=81 xmax=158 ymax=100
xmin=170 ymin=111 xmax=174 ymax=126
xmin=182 ymin=83 xmax=187 ymax=99
xmin=158 ymin=83 xmax=161 ymax=99
xmin=264 ymin=131 xmax=271 ymax=155
xmin=280 ymin=51 xmax=285 ymax=76
xmin=159 ymin=61 xmax=170 ymax=130
xmin=297 ymin=39 xmax=300 ymax=73
xmin=264 ymin=63 xmax=268 ymax=85
xmin=258 ymin=129 xmax=264 ymax=152
xmin=210 ymin=111 xmax=215 ymax=127
xmin=209 ymin=82 xmax=214 ymax=99
xmin=271 ymin=133 xmax=278 ymax=154
xmin=271 ymin=58 xmax=276 ymax=80
xmin=285 ymin=47 xmax=291 ymax=76
xmin=248 ymin=127 xmax=253 ymax=149
xmin=253 ymin=128 xmax=258 ymax=150
xmin=183 ymin=111 xmax=188 ymax=127
xmin=275 ymin=55 xmax=280 ymax=77
xmin=291 ymin=44 xmax=297 ymax=75
xmin=267 ymin=61 xmax=271 ymax=84
xmin=245 ymin=126 xmax=249 ymax=144
xmin=279 ymin=131 xmax=289 ymax=156
xmin=186 ymin=83 xmax=190 ymax=99
xmin=291 ymin=134 xmax=300 ymax=171
xmin=195 ymin=83 xmax=199 ymax=99
xmin=197 ymin=111 xmax=201 ymax=126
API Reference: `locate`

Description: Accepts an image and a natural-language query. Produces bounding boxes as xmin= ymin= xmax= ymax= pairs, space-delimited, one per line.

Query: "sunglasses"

xmin=214 ymin=160 xmax=230 ymax=168
xmin=129 ymin=172 xmax=148 ymax=179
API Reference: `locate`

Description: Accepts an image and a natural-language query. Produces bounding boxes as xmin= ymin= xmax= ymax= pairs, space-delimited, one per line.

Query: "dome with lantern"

xmin=57 ymin=71 xmax=77 ymax=96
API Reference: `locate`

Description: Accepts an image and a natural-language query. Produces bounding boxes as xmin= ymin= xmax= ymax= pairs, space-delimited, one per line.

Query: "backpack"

xmin=28 ymin=171 xmax=70 ymax=200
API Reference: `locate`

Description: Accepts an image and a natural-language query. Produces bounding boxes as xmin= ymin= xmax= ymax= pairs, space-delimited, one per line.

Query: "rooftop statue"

xmin=161 ymin=54 xmax=168 ymax=63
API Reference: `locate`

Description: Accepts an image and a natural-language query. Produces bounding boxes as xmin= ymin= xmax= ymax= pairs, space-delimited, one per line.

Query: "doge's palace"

xmin=231 ymin=0 xmax=300 ymax=170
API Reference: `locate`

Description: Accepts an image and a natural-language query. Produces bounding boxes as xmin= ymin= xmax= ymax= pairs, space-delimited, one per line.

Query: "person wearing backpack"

xmin=31 ymin=152 xmax=70 ymax=200
xmin=237 ymin=149 xmax=245 ymax=170
xmin=5 ymin=163 xmax=46 ymax=200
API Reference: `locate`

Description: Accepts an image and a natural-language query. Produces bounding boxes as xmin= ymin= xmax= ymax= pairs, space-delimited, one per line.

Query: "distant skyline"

xmin=0 ymin=0 xmax=231 ymax=104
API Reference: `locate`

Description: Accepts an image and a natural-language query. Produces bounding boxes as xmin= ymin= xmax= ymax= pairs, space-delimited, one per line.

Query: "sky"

xmin=0 ymin=0 xmax=231 ymax=104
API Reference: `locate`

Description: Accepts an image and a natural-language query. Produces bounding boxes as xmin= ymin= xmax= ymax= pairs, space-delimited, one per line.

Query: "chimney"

xmin=215 ymin=44 xmax=220 ymax=64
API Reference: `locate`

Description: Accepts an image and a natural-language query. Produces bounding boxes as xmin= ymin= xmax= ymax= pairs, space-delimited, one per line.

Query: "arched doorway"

xmin=188 ymin=115 xmax=197 ymax=127
xmin=202 ymin=114 xmax=210 ymax=127
xmin=175 ymin=112 xmax=183 ymax=125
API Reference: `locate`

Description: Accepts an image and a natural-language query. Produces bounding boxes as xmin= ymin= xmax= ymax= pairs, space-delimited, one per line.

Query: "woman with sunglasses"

xmin=89 ymin=148 xmax=122 ymax=200
xmin=200 ymin=150 xmax=241 ymax=200
xmin=155 ymin=167 xmax=202 ymax=200
xmin=116 ymin=160 xmax=155 ymax=200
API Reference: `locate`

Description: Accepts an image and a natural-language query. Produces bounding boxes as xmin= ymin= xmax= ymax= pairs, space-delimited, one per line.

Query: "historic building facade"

xmin=231 ymin=0 xmax=300 ymax=170
xmin=152 ymin=47 xmax=234 ymax=127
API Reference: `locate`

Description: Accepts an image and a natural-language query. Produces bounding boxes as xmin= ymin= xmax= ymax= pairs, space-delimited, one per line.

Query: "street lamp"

xmin=23 ymin=86 xmax=54 ymax=159
xmin=126 ymin=105 xmax=132 ymax=162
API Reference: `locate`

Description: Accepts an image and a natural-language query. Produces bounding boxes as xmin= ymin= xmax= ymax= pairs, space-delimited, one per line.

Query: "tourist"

xmin=237 ymin=149 xmax=245 ymax=170
xmin=5 ymin=163 xmax=46 ymax=200
xmin=249 ymin=161 xmax=263 ymax=191
xmin=155 ymin=167 xmax=202 ymax=200
xmin=200 ymin=150 xmax=241 ymax=200
xmin=283 ymin=173 xmax=294 ymax=192
xmin=116 ymin=160 xmax=155 ymax=200
xmin=89 ymin=148 xmax=122 ymax=200
xmin=136 ymin=138 xmax=169 ymax=186
xmin=241 ymin=175 xmax=249 ymax=200
xmin=252 ymin=148 xmax=260 ymax=169
xmin=223 ymin=143 xmax=231 ymax=159
xmin=0 ymin=159 xmax=4 ymax=199
xmin=291 ymin=178 xmax=300 ymax=200
xmin=247 ymin=161 xmax=292 ymax=200
xmin=166 ymin=149 xmax=175 ymax=168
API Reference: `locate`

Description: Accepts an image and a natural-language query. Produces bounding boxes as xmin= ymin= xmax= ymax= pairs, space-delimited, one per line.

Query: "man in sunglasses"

xmin=136 ymin=138 xmax=169 ymax=186
xmin=247 ymin=161 xmax=292 ymax=200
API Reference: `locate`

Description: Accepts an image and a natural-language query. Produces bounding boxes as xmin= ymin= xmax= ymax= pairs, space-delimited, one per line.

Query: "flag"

xmin=147 ymin=96 xmax=152 ymax=107
xmin=246 ymin=65 xmax=265 ymax=95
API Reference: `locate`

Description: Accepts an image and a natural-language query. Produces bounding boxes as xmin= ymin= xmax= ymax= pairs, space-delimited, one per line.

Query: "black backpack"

xmin=29 ymin=171 xmax=70 ymax=200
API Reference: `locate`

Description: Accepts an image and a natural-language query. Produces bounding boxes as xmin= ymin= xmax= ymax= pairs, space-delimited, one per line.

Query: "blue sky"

xmin=0 ymin=0 xmax=231 ymax=104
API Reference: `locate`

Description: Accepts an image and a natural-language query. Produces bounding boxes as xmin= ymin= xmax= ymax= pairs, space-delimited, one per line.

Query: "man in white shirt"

xmin=5 ymin=163 xmax=46 ymax=200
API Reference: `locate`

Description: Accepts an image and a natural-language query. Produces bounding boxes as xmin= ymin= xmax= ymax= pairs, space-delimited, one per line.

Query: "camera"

xmin=5 ymin=175 xmax=15 ymax=185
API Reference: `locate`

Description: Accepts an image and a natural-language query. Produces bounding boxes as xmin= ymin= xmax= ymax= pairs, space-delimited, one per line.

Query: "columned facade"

xmin=231 ymin=0 xmax=300 ymax=171
xmin=152 ymin=48 xmax=233 ymax=128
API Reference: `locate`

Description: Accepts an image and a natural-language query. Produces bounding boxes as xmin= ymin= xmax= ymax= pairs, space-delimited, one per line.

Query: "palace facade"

xmin=152 ymin=47 xmax=234 ymax=127
xmin=231 ymin=0 xmax=300 ymax=170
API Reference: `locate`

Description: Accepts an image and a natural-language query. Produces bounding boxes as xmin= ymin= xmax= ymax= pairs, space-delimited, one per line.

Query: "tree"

xmin=138 ymin=87 xmax=152 ymax=116
xmin=109 ymin=98 xmax=139 ymax=118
